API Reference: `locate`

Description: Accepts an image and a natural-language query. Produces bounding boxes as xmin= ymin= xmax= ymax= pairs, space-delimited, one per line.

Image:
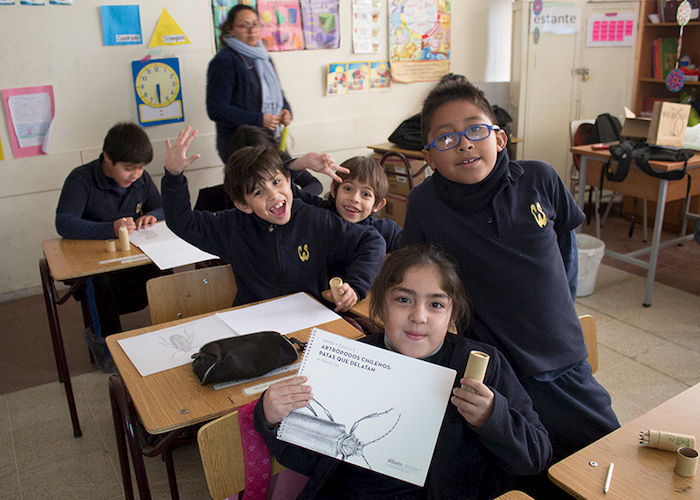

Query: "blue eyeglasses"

xmin=424 ymin=124 xmax=501 ymax=151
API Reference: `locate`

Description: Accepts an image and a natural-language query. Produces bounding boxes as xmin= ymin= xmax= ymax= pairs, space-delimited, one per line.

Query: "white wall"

xmin=0 ymin=0 xmax=512 ymax=300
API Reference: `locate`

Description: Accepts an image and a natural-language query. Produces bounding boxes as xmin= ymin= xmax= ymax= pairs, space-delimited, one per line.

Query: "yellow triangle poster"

xmin=148 ymin=8 xmax=190 ymax=47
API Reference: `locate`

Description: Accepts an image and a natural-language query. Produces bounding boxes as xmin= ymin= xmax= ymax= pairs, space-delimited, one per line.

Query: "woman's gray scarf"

xmin=223 ymin=35 xmax=285 ymax=137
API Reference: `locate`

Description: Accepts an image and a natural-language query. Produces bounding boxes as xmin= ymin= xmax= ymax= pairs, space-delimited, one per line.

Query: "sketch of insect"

xmin=280 ymin=398 xmax=401 ymax=469
xmin=158 ymin=329 xmax=196 ymax=359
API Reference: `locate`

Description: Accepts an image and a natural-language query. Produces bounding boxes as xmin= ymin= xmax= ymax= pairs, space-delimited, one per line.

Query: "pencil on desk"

xmin=604 ymin=462 xmax=614 ymax=494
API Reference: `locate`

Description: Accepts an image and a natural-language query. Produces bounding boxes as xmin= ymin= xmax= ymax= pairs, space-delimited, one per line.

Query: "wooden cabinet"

xmin=632 ymin=2 xmax=700 ymax=114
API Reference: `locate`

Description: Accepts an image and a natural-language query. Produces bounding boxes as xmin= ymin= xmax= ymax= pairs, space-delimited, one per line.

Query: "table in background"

xmin=571 ymin=145 xmax=700 ymax=306
xmin=367 ymin=142 xmax=430 ymax=192
xmin=106 ymin=309 xmax=362 ymax=500
xmin=548 ymin=382 xmax=700 ymax=499
xmin=40 ymin=238 xmax=152 ymax=437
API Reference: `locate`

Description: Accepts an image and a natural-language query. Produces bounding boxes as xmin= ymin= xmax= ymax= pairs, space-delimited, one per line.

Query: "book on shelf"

xmin=276 ymin=327 xmax=456 ymax=487
xmin=652 ymin=38 xmax=678 ymax=79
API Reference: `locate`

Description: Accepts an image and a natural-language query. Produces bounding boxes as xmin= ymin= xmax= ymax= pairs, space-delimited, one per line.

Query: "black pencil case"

xmin=191 ymin=331 xmax=300 ymax=385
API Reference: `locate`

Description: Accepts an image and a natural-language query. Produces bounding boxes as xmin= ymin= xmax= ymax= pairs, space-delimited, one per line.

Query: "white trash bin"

xmin=577 ymin=234 xmax=605 ymax=297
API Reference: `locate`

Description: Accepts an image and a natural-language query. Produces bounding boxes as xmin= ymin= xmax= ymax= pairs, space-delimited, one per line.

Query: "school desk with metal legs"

xmin=571 ymin=145 xmax=700 ymax=306
xmin=548 ymin=382 xmax=700 ymax=499
xmin=106 ymin=305 xmax=363 ymax=500
xmin=40 ymin=238 xmax=151 ymax=437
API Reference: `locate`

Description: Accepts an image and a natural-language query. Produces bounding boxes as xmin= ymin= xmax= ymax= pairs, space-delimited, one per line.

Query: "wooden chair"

xmin=579 ymin=314 xmax=598 ymax=373
xmin=197 ymin=410 xmax=288 ymax=500
xmin=146 ymin=264 xmax=237 ymax=325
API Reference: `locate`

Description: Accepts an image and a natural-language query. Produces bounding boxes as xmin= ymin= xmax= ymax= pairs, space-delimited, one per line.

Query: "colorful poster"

xmin=1 ymin=85 xmax=55 ymax=158
xmin=300 ymin=0 xmax=340 ymax=49
xmin=101 ymin=5 xmax=142 ymax=46
xmin=347 ymin=62 xmax=370 ymax=93
xmin=326 ymin=63 xmax=347 ymax=95
xmin=389 ymin=0 xmax=451 ymax=83
xmin=211 ymin=0 xmax=258 ymax=51
xmin=49 ymin=0 xmax=72 ymax=4
xmin=258 ymin=0 xmax=305 ymax=51
xmin=20 ymin=0 xmax=44 ymax=4
xmin=370 ymin=61 xmax=392 ymax=91
xmin=352 ymin=0 xmax=380 ymax=54
xmin=148 ymin=8 xmax=191 ymax=47
xmin=586 ymin=13 xmax=635 ymax=47
xmin=0 ymin=1 xmax=17 ymax=5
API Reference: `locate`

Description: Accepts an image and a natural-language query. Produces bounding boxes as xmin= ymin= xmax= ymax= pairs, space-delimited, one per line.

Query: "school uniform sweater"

xmin=400 ymin=150 xmax=587 ymax=379
xmin=55 ymin=157 xmax=163 ymax=240
xmin=161 ymin=171 xmax=385 ymax=306
xmin=206 ymin=46 xmax=291 ymax=164
xmin=254 ymin=333 xmax=552 ymax=500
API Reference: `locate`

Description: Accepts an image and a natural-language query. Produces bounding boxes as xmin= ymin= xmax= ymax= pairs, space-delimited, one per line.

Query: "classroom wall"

xmin=0 ymin=0 xmax=512 ymax=301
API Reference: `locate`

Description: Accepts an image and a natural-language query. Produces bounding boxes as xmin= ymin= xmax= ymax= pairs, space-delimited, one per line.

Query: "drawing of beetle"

xmin=281 ymin=398 xmax=400 ymax=469
xmin=158 ymin=329 xmax=196 ymax=359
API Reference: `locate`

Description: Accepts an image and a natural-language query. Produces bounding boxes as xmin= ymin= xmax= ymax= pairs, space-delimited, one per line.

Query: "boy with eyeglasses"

xmin=400 ymin=80 xmax=618 ymax=497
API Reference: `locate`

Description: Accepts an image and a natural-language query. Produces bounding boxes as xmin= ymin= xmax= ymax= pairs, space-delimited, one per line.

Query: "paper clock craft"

xmin=131 ymin=58 xmax=184 ymax=127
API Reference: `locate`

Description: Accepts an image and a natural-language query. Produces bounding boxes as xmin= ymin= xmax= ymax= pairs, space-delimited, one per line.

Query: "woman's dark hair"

xmin=102 ymin=122 xmax=153 ymax=165
xmin=369 ymin=244 xmax=470 ymax=332
xmin=224 ymin=145 xmax=287 ymax=204
xmin=230 ymin=124 xmax=277 ymax=153
xmin=219 ymin=4 xmax=258 ymax=47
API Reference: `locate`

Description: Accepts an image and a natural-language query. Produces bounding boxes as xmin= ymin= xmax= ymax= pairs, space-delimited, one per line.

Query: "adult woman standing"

xmin=207 ymin=4 xmax=292 ymax=165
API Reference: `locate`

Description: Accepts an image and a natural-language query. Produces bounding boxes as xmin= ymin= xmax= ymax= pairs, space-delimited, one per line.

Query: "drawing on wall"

xmin=278 ymin=398 xmax=401 ymax=469
xmin=352 ymin=0 xmax=380 ymax=54
xmin=101 ymin=5 xmax=142 ymax=46
xmin=370 ymin=62 xmax=392 ymax=91
xmin=389 ymin=0 xmax=451 ymax=83
xmin=326 ymin=63 xmax=347 ymax=95
xmin=300 ymin=0 xmax=340 ymax=49
xmin=348 ymin=62 xmax=369 ymax=93
xmin=148 ymin=8 xmax=191 ymax=47
xmin=327 ymin=61 xmax=391 ymax=95
xmin=1 ymin=85 xmax=55 ymax=158
xmin=258 ymin=0 xmax=305 ymax=51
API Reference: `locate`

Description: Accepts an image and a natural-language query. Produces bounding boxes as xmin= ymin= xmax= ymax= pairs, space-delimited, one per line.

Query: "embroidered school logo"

xmin=298 ymin=244 xmax=310 ymax=262
xmin=530 ymin=202 xmax=547 ymax=228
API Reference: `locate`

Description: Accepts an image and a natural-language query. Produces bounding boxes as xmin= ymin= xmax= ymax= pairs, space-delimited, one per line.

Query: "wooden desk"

xmin=572 ymin=145 xmax=700 ymax=306
xmin=40 ymin=238 xmax=152 ymax=438
xmin=106 ymin=307 xmax=362 ymax=500
xmin=368 ymin=142 xmax=430 ymax=192
xmin=548 ymin=382 xmax=700 ymax=499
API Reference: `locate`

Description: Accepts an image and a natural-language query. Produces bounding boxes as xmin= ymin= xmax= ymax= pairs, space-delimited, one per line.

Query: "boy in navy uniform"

xmin=295 ymin=156 xmax=402 ymax=252
xmin=55 ymin=122 xmax=165 ymax=344
xmin=400 ymin=80 xmax=619 ymax=491
xmin=161 ymin=128 xmax=385 ymax=312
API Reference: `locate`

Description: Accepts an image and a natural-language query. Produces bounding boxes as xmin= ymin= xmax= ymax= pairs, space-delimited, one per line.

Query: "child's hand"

xmin=279 ymin=109 xmax=292 ymax=127
xmin=325 ymin=283 xmax=358 ymax=313
xmin=113 ymin=217 xmax=135 ymax=237
xmin=291 ymin=153 xmax=349 ymax=184
xmin=262 ymin=376 xmax=312 ymax=425
xmin=263 ymin=113 xmax=281 ymax=130
xmin=135 ymin=215 xmax=157 ymax=230
xmin=164 ymin=127 xmax=201 ymax=175
xmin=451 ymin=379 xmax=495 ymax=427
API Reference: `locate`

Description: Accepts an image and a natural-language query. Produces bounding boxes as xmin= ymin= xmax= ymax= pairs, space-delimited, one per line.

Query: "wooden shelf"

xmin=638 ymin=77 xmax=700 ymax=85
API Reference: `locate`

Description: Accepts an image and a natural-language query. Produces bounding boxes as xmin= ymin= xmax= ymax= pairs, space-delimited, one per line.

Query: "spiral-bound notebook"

xmin=276 ymin=328 xmax=456 ymax=486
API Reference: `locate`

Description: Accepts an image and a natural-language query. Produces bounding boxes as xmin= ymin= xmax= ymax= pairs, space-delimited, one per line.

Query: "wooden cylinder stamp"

xmin=461 ymin=350 xmax=490 ymax=392
xmin=329 ymin=277 xmax=343 ymax=303
xmin=118 ymin=226 xmax=130 ymax=251
xmin=106 ymin=239 xmax=117 ymax=252
xmin=675 ymin=447 xmax=698 ymax=477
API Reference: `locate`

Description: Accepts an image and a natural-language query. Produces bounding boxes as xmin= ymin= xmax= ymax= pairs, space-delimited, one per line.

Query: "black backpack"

xmin=388 ymin=113 xmax=423 ymax=151
xmin=590 ymin=113 xmax=622 ymax=144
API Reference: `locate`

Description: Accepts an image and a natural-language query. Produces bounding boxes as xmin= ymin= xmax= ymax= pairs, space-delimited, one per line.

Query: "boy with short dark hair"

xmin=400 ymin=81 xmax=619 ymax=484
xmin=295 ymin=156 xmax=402 ymax=252
xmin=162 ymin=128 xmax=386 ymax=312
xmin=55 ymin=122 xmax=165 ymax=363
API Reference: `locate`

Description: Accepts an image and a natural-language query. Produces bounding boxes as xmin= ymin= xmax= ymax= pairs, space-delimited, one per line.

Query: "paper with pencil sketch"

xmin=128 ymin=221 xmax=217 ymax=269
xmin=117 ymin=293 xmax=340 ymax=377
xmin=276 ymin=328 xmax=456 ymax=486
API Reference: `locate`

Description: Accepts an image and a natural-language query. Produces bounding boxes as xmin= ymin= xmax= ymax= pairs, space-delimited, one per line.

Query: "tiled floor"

xmin=1 ymin=263 xmax=699 ymax=500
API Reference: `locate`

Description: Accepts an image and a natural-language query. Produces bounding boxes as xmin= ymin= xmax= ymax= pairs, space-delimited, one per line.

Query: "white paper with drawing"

xmin=128 ymin=221 xmax=217 ymax=269
xmin=117 ymin=293 xmax=340 ymax=377
xmin=276 ymin=328 xmax=456 ymax=486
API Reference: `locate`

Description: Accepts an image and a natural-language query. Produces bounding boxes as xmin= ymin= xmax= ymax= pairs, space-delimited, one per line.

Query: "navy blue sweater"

xmin=400 ymin=152 xmax=586 ymax=378
xmin=206 ymin=46 xmax=291 ymax=164
xmin=254 ymin=333 xmax=552 ymax=500
xmin=161 ymin=171 xmax=385 ymax=306
xmin=56 ymin=158 xmax=163 ymax=240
